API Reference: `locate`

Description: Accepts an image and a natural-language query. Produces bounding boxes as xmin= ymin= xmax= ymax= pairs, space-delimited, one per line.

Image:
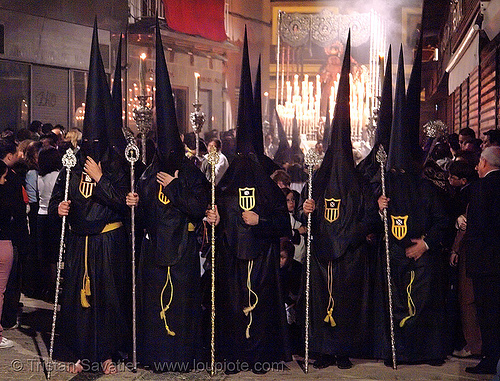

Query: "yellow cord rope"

xmin=399 ymin=270 xmax=416 ymax=327
xmin=80 ymin=236 xmax=91 ymax=308
xmin=323 ymin=261 xmax=336 ymax=327
xmin=243 ymin=260 xmax=259 ymax=338
xmin=159 ymin=266 xmax=176 ymax=336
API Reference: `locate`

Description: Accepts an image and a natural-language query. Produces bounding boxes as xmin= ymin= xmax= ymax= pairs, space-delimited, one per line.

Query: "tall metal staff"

xmin=48 ymin=148 xmax=76 ymax=379
xmin=125 ymin=140 xmax=140 ymax=371
xmin=376 ymin=145 xmax=397 ymax=369
xmin=207 ymin=146 xmax=219 ymax=376
xmin=303 ymin=148 xmax=322 ymax=373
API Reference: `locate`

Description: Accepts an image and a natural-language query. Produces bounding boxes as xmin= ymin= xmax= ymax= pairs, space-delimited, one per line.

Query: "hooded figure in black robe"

xmin=130 ymin=21 xmax=210 ymax=371
xmin=372 ymin=45 xmax=448 ymax=365
xmin=49 ymin=19 xmax=131 ymax=369
xmin=211 ymin=28 xmax=291 ymax=373
xmin=273 ymin=108 xmax=292 ymax=167
xmin=300 ymin=32 xmax=380 ymax=369
xmin=290 ymin=114 xmax=304 ymax=165
xmin=253 ymin=56 xmax=281 ymax=176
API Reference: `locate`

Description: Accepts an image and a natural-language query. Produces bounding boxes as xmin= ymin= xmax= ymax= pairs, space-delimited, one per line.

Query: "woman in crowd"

xmin=24 ymin=140 xmax=42 ymax=298
xmin=64 ymin=128 xmax=82 ymax=150
xmin=37 ymin=146 xmax=62 ymax=302
xmin=282 ymin=187 xmax=306 ymax=263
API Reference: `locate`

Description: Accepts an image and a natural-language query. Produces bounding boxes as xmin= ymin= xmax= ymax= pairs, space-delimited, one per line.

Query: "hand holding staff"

xmin=48 ymin=148 xmax=76 ymax=379
xmin=125 ymin=140 xmax=140 ymax=372
xmin=207 ymin=145 xmax=219 ymax=376
xmin=376 ymin=145 xmax=397 ymax=369
xmin=303 ymin=148 xmax=322 ymax=373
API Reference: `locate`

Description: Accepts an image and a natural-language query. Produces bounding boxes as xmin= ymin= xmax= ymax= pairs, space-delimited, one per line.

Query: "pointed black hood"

xmin=273 ymin=108 xmax=291 ymax=166
xmin=235 ymin=27 xmax=255 ymax=156
xmin=109 ymin=33 xmax=127 ymax=160
xmin=311 ymin=31 xmax=370 ymax=262
xmin=252 ymin=55 xmax=264 ymax=156
xmin=291 ymin=112 xmax=300 ymax=149
xmin=290 ymin=111 xmax=304 ymax=164
xmin=385 ymin=41 xmax=433 ymax=251
xmin=387 ymin=45 xmax=414 ymax=173
xmin=155 ymin=18 xmax=185 ymax=173
xmin=218 ymin=28 xmax=284 ymax=220
xmin=251 ymin=55 xmax=280 ymax=175
xmin=81 ymin=18 xmax=113 ymax=162
xmin=313 ymin=30 xmax=355 ymax=201
xmin=406 ymin=31 xmax=424 ymax=165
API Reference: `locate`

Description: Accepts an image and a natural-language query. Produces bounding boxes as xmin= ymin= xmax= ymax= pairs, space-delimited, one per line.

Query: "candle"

xmin=378 ymin=55 xmax=385 ymax=98
xmin=263 ymin=92 xmax=269 ymax=122
xmin=286 ymin=81 xmax=292 ymax=104
xmin=316 ymin=74 xmax=321 ymax=99
xmin=139 ymin=53 xmax=147 ymax=96
xmin=194 ymin=72 xmax=200 ymax=104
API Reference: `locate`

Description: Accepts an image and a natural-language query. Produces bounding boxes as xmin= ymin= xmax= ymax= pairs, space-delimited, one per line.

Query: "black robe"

xmin=373 ymin=173 xmax=448 ymax=363
xmin=303 ymin=172 xmax=379 ymax=359
xmin=214 ymin=154 xmax=292 ymax=367
xmin=135 ymin=156 xmax=209 ymax=369
xmin=48 ymin=151 xmax=131 ymax=363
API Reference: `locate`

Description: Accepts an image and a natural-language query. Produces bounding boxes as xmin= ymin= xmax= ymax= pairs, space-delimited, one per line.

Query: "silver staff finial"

xmin=305 ymin=148 xmax=322 ymax=167
xmin=376 ymin=144 xmax=387 ymax=164
xmin=62 ymin=148 xmax=77 ymax=169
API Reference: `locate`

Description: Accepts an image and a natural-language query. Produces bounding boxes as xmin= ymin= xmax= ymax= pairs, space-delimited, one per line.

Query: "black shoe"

xmin=313 ymin=354 xmax=336 ymax=369
xmin=336 ymin=356 xmax=352 ymax=369
xmin=465 ymin=359 xmax=497 ymax=375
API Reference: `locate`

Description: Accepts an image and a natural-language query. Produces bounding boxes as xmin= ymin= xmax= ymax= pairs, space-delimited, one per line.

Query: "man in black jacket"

xmin=464 ymin=146 xmax=500 ymax=375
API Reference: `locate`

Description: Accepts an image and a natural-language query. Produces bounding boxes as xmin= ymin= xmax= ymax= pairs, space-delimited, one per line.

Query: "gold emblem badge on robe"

xmin=79 ymin=172 xmax=95 ymax=198
xmin=158 ymin=185 xmax=170 ymax=205
xmin=239 ymin=187 xmax=255 ymax=211
xmin=324 ymin=198 xmax=341 ymax=223
xmin=391 ymin=215 xmax=408 ymax=240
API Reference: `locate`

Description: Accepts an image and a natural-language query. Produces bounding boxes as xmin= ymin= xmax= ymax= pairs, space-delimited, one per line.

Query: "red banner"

xmin=163 ymin=0 xmax=227 ymax=42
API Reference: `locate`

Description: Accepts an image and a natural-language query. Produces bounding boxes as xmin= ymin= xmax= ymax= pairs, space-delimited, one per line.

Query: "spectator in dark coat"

xmin=463 ymin=146 xmax=500 ymax=375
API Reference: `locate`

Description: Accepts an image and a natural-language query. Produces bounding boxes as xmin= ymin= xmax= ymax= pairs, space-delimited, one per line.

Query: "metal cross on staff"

xmin=376 ymin=145 xmax=397 ymax=370
xmin=207 ymin=146 xmax=219 ymax=376
xmin=48 ymin=148 xmax=77 ymax=379
xmin=125 ymin=139 xmax=140 ymax=372
xmin=303 ymin=148 xmax=322 ymax=374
